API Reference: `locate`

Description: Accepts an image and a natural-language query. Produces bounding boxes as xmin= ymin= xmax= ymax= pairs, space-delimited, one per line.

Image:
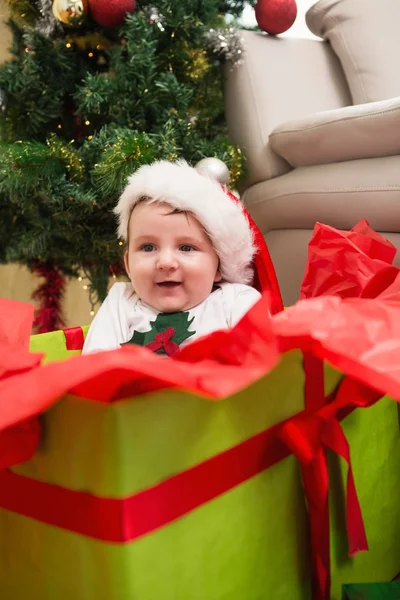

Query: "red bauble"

xmin=88 ymin=0 xmax=136 ymax=28
xmin=255 ymin=0 xmax=297 ymax=35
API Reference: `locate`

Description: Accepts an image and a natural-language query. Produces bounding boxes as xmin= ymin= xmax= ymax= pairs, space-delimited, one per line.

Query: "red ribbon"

xmin=279 ymin=354 xmax=375 ymax=600
xmin=0 ymin=416 xmax=291 ymax=543
xmin=0 ymin=374 xmax=377 ymax=557
xmin=64 ymin=326 xmax=85 ymax=351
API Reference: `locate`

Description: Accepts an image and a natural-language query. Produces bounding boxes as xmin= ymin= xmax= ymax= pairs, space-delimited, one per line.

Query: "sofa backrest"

xmin=307 ymin=0 xmax=400 ymax=104
xmin=224 ymin=30 xmax=351 ymax=186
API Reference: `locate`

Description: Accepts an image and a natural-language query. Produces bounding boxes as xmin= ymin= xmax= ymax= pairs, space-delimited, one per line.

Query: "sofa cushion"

xmin=306 ymin=0 xmax=400 ymax=104
xmin=243 ymin=155 xmax=400 ymax=234
xmin=269 ymin=97 xmax=400 ymax=167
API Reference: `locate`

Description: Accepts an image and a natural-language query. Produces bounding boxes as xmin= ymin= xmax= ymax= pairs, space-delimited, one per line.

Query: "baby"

xmin=82 ymin=159 xmax=261 ymax=356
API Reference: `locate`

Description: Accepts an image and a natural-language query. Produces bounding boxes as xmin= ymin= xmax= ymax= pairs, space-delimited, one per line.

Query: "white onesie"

xmin=82 ymin=281 xmax=261 ymax=355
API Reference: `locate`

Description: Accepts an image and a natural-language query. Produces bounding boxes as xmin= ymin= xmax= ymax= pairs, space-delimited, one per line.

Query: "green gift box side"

xmin=342 ymin=582 xmax=400 ymax=599
xmin=0 ymin=330 xmax=398 ymax=599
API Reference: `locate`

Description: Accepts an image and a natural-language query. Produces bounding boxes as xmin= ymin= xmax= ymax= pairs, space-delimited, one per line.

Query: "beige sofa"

xmin=225 ymin=0 xmax=400 ymax=305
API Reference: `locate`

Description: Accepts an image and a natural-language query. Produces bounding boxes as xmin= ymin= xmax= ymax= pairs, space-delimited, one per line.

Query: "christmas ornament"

xmin=52 ymin=0 xmax=88 ymax=27
xmin=88 ymin=0 xmax=136 ymax=28
xmin=255 ymin=0 xmax=297 ymax=35
xmin=123 ymin=312 xmax=195 ymax=356
xmin=31 ymin=262 xmax=66 ymax=333
xmin=142 ymin=5 xmax=165 ymax=32
xmin=195 ymin=157 xmax=230 ymax=186
xmin=204 ymin=28 xmax=244 ymax=66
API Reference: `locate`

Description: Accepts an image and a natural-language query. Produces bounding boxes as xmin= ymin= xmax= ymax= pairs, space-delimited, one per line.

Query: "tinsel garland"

xmin=142 ymin=5 xmax=165 ymax=31
xmin=204 ymin=27 xmax=244 ymax=65
xmin=36 ymin=0 xmax=62 ymax=37
xmin=32 ymin=261 xmax=66 ymax=333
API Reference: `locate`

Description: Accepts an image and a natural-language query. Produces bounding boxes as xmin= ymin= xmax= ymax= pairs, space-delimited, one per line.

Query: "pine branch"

xmin=0 ymin=136 xmax=84 ymax=194
xmin=90 ymin=130 xmax=159 ymax=197
xmin=154 ymin=72 xmax=193 ymax=112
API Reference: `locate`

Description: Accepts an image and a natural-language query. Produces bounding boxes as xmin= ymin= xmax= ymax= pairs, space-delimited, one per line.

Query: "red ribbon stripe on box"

xmin=0 ymin=367 xmax=377 ymax=566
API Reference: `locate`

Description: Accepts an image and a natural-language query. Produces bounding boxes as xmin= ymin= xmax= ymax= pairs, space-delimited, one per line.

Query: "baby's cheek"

xmin=132 ymin=256 xmax=149 ymax=270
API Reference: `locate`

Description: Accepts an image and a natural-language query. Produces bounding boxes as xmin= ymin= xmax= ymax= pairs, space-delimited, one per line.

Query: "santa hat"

xmin=114 ymin=159 xmax=257 ymax=285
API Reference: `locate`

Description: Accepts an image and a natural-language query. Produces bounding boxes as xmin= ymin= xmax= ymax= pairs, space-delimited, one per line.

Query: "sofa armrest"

xmin=269 ymin=96 xmax=400 ymax=167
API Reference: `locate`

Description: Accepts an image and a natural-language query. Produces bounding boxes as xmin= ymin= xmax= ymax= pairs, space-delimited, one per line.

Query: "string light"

xmin=118 ymin=241 xmax=123 ymax=246
xmin=85 ymin=120 xmax=90 ymax=125
xmin=87 ymin=135 xmax=93 ymax=140
xmin=57 ymin=124 xmax=62 ymax=129
xmin=66 ymin=43 xmax=72 ymax=48
xmin=88 ymin=52 xmax=94 ymax=58
xmin=78 ymin=275 xmax=96 ymax=317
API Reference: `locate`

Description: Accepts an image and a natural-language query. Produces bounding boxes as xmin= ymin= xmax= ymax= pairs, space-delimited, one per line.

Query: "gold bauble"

xmin=52 ymin=0 xmax=88 ymax=27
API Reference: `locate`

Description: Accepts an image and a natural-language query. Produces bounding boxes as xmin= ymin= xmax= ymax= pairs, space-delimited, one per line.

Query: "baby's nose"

xmin=156 ymin=249 xmax=178 ymax=270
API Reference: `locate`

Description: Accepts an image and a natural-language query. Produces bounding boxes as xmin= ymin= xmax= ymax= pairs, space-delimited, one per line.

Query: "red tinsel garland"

xmin=108 ymin=262 xmax=125 ymax=278
xmin=31 ymin=262 xmax=66 ymax=334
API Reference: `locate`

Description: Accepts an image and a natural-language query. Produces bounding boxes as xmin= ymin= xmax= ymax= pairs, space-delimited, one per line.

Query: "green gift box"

xmin=0 ymin=322 xmax=400 ymax=600
xmin=342 ymin=582 xmax=400 ymax=599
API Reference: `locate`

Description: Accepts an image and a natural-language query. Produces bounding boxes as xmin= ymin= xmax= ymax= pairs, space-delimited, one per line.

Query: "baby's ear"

xmin=214 ymin=269 xmax=222 ymax=283
xmin=123 ymin=249 xmax=130 ymax=275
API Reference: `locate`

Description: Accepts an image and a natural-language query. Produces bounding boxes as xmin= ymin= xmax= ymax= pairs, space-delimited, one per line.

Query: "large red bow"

xmin=280 ymin=355 xmax=383 ymax=600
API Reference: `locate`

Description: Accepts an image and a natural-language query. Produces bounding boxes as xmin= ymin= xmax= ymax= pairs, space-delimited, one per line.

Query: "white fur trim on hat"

xmin=114 ymin=159 xmax=256 ymax=285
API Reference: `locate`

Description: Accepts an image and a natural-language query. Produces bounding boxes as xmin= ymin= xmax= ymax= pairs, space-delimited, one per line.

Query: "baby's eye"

xmin=140 ymin=244 xmax=155 ymax=252
xmin=179 ymin=244 xmax=195 ymax=252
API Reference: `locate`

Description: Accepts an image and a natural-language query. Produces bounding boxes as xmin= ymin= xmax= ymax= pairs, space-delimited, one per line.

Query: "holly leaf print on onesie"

xmin=123 ymin=311 xmax=196 ymax=356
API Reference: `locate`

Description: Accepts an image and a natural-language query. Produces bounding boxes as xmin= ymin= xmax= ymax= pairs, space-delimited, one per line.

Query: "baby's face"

xmin=124 ymin=202 xmax=221 ymax=313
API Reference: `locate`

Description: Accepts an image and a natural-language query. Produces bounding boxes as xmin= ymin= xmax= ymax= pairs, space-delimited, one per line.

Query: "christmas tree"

xmin=0 ymin=0 xmax=253 ymax=331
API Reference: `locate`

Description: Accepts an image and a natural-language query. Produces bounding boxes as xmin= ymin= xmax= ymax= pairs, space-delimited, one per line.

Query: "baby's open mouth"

xmin=156 ymin=281 xmax=181 ymax=287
